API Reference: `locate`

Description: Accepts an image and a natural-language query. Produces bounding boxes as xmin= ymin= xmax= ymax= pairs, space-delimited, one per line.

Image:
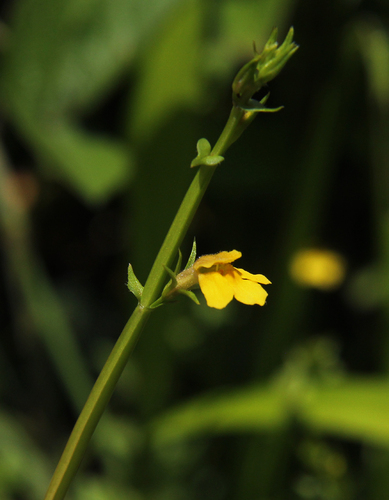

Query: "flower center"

xmin=213 ymin=264 xmax=234 ymax=276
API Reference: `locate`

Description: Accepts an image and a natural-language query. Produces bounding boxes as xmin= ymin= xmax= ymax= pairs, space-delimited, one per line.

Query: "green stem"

xmin=140 ymin=165 xmax=214 ymax=307
xmin=44 ymin=305 xmax=151 ymax=500
xmin=141 ymin=105 xmax=245 ymax=308
xmin=213 ymin=105 xmax=248 ymax=153
xmin=44 ymin=104 xmax=246 ymax=500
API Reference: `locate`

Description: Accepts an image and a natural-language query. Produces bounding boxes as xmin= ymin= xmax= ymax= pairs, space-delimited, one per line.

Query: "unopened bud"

xmin=232 ymin=27 xmax=298 ymax=110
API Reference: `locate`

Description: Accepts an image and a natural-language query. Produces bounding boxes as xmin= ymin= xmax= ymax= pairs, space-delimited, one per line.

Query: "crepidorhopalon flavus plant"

xmin=45 ymin=28 xmax=298 ymax=500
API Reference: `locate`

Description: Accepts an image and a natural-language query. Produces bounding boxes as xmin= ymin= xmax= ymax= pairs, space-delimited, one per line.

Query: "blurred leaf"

xmin=354 ymin=18 xmax=389 ymax=327
xmin=94 ymin=414 xmax=142 ymax=463
xmin=75 ymin=477 xmax=142 ymax=500
xmin=220 ymin=0 xmax=295 ymax=41
xmin=355 ymin=18 xmax=389 ymax=107
xmin=20 ymin=252 xmax=94 ymax=411
xmin=129 ymin=0 xmax=203 ymax=141
xmin=0 ymin=412 xmax=50 ymax=499
xmin=151 ymin=383 xmax=288 ymax=447
xmin=1 ymin=0 xmax=181 ymax=203
xmin=300 ymin=378 xmax=389 ymax=447
xmin=152 ymin=376 xmax=389 ymax=449
xmin=2 ymin=0 xmax=180 ymax=115
xmin=36 ymin=124 xmax=133 ymax=204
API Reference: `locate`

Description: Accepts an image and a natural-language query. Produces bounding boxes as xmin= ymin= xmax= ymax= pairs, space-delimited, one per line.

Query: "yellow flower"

xmin=193 ymin=250 xmax=271 ymax=309
xmin=289 ymin=248 xmax=346 ymax=291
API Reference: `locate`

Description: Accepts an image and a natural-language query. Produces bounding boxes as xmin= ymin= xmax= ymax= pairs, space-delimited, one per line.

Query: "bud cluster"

xmin=232 ymin=27 xmax=298 ymax=111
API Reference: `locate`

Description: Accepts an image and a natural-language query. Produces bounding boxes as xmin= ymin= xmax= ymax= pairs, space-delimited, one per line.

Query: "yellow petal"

xmin=235 ymin=267 xmax=271 ymax=284
xmin=225 ymin=271 xmax=268 ymax=305
xmin=194 ymin=250 xmax=242 ymax=270
xmin=198 ymin=271 xmax=234 ymax=309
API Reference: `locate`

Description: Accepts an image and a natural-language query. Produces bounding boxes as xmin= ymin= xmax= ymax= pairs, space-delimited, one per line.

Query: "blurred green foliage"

xmin=0 ymin=0 xmax=389 ymax=499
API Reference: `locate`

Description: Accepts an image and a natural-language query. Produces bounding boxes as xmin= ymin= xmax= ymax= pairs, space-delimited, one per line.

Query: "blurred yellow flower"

xmin=289 ymin=248 xmax=346 ymax=291
xmin=193 ymin=250 xmax=271 ymax=309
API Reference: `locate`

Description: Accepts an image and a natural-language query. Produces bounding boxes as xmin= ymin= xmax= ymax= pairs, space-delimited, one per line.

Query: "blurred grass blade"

xmin=151 ymin=384 xmax=288 ymax=446
xmin=128 ymin=0 xmax=203 ymax=142
xmin=300 ymin=378 xmax=389 ymax=447
xmin=0 ymin=146 xmax=93 ymax=412
xmin=152 ymin=376 xmax=389 ymax=449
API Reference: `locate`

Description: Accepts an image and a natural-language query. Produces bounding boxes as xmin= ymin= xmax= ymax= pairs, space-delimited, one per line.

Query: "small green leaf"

xmin=240 ymin=103 xmax=284 ymax=113
xmin=191 ymin=138 xmax=211 ymax=167
xmin=127 ymin=264 xmax=144 ymax=301
xmin=148 ymin=298 xmax=165 ymax=309
xmin=178 ymin=289 xmax=200 ymax=305
xmin=191 ymin=138 xmax=225 ymax=167
xmin=185 ymin=239 xmax=197 ymax=269
xmin=239 ymin=93 xmax=284 ymax=113
xmin=196 ymin=138 xmax=212 ymax=157
xmin=174 ymin=250 xmax=183 ymax=275
xmin=202 ymin=155 xmax=225 ymax=166
xmin=163 ymin=265 xmax=178 ymax=284
xmin=160 ymin=264 xmax=178 ymax=300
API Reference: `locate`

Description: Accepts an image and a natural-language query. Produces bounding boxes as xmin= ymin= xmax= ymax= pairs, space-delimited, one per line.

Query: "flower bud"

xmin=232 ymin=27 xmax=298 ymax=110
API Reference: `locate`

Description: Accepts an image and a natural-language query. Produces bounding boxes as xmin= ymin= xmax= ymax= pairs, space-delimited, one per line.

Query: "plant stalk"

xmin=44 ymin=105 xmax=246 ymax=500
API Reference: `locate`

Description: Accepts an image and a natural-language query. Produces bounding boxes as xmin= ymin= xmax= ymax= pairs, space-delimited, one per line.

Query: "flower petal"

xmin=194 ymin=250 xmax=242 ymax=270
xmin=225 ymin=270 xmax=268 ymax=306
xmin=198 ymin=271 xmax=234 ymax=309
xmin=235 ymin=268 xmax=271 ymax=284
